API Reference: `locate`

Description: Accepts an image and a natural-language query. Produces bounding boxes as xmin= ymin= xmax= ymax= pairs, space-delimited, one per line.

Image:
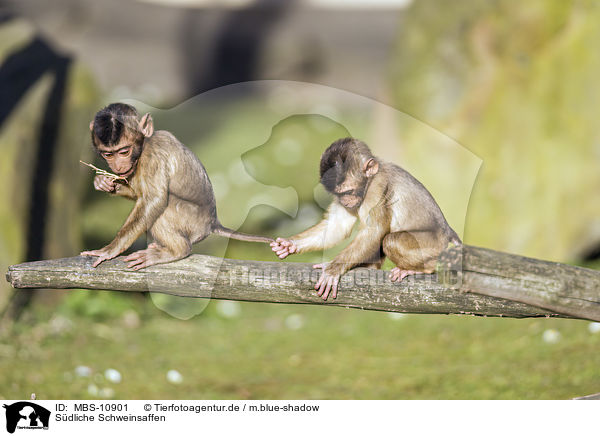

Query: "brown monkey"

xmin=81 ymin=103 xmax=272 ymax=270
xmin=271 ymin=137 xmax=461 ymax=300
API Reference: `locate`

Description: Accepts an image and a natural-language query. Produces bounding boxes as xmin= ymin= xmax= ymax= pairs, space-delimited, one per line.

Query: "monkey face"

xmin=90 ymin=103 xmax=152 ymax=179
xmin=320 ymin=147 xmax=358 ymax=194
xmin=332 ymin=174 xmax=367 ymax=209
xmin=96 ymin=140 xmax=140 ymax=177
xmin=338 ymin=193 xmax=363 ymax=209
xmin=320 ymin=137 xmax=377 ymax=210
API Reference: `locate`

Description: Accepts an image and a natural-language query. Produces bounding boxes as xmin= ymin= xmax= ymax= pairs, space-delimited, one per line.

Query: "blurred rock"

xmin=390 ymin=1 xmax=600 ymax=261
xmin=0 ymin=17 xmax=100 ymax=315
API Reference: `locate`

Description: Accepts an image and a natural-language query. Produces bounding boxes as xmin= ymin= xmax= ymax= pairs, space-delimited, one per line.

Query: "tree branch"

xmin=5 ymin=245 xmax=600 ymax=320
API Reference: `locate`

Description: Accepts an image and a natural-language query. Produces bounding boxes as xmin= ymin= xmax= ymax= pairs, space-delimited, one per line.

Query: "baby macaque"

xmin=271 ymin=138 xmax=460 ymax=300
xmin=82 ymin=103 xmax=272 ymax=270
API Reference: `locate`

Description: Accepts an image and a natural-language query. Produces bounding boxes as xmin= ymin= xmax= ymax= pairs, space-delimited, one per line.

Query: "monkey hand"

xmin=313 ymin=263 xmax=342 ymax=301
xmin=270 ymin=237 xmax=298 ymax=259
xmin=81 ymin=247 xmax=119 ymax=267
xmin=93 ymin=174 xmax=116 ymax=193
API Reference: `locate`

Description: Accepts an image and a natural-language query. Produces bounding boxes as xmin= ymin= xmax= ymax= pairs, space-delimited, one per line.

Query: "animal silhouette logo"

xmin=2 ymin=402 xmax=50 ymax=434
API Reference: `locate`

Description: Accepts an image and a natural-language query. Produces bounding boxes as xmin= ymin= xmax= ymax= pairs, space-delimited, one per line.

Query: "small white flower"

xmin=87 ymin=384 xmax=99 ymax=397
xmin=100 ymin=388 xmax=114 ymax=398
xmin=542 ymin=329 xmax=561 ymax=344
xmin=49 ymin=315 xmax=73 ymax=334
xmin=122 ymin=310 xmax=141 ymax=329
xmin=285 ymin=314 xmax=305 ymax=330
xmin=74 ymin=366 xmax=92 ymax=378
xmin=216 ymin=300 xmax=241 ymax=318
xmin=166 ymin=370 xmax=183 ymax=384
xmin=104 ymin=368 xmax=122 ymax=384
xmin=588 ymin=322 xmax=600 ymax=334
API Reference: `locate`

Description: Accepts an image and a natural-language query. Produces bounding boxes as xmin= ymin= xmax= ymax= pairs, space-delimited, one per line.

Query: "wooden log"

xmin=439 ymin=245 xmax=600 ymax=322
xmin=6 ymin=245 xmax=599 ymax=320
xmin=573 ymin=392 xmax=600 ymax=400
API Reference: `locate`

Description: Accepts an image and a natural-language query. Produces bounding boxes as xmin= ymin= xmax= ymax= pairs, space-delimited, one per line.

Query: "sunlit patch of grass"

xmin=1 ymin=302 xmax=598 ymax=400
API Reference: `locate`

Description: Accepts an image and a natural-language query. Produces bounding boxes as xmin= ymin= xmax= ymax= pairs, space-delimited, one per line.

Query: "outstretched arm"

xmin=271 ymin=201 xmax=357 ymax=259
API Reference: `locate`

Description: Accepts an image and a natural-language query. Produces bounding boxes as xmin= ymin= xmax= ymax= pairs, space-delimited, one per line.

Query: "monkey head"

xmin=90 ymin=103 xmax=154 ymax=178
xmin=319 ymin=137 xmax=379 ymax=209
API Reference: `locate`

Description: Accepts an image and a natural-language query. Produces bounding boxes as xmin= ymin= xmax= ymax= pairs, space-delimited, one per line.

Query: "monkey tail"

xmin=212 ymin=224 xmax=274 ymax=244
xmin=447 ymin=228 xmax=462 ymax=246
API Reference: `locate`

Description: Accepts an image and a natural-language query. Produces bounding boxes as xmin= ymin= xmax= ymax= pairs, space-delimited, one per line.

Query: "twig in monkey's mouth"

xmin=79 ymin=160 xmax=129 ymax=184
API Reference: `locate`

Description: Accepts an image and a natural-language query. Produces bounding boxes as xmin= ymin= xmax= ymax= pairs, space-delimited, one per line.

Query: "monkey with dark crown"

xmin=81 ymin=103 xmax=273 ymax=270
xmin=271 ymin=137 xmax=461 ymax=301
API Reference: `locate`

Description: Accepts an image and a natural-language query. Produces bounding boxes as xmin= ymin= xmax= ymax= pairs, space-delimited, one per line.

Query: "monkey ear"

xmin=363 ymin=158 xmax=379 ymax=177
xmin=139 ymin=113 xmax=154 ymax=137
xmin=89 ymin=121 xmax=94 ymax=131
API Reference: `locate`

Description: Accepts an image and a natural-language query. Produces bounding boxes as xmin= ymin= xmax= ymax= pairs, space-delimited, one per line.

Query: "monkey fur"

xmin=82 ymin=103 xmax=273 ymax=270
xmin=271 ymin=137 xmax=461 ymax=300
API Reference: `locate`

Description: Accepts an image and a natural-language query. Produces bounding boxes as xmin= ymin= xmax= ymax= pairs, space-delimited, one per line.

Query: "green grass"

xmin=1 ymin=298 xmax=598 ymax=400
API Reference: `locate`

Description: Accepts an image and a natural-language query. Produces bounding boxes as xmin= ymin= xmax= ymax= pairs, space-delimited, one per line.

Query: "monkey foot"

xmin=389 ymin=267 xmax=424 ymax=282
xmin=124 ymin=247 xmax=160 ymax=270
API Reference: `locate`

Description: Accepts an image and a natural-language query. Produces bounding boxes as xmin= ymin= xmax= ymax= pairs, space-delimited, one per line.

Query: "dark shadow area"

xmin=25 ymin=51 xmax=70 ymax=263
xmin=0 ymin=37 xmax=68 ymax=129
xmin=582 ymin=244 xmax=600 ymax=263
xmin=181 ymin=0 xmax=295 ymax=97
xmin=0 ymin=9 xmax=13 ymax=24
xmin=0 ymin=32 xmax=71 ymax=322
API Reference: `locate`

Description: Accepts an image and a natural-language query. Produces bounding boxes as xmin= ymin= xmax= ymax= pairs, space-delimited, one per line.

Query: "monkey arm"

xmin=102 ymin=158 xmax=171 ymax=256
xmin=113 ymin=183 xmax=137 ymax=200
xmin=102 ymin=190 xmax=168 ymax=256
xmin=291 ymin=201 xmax=357 ymax=253
xmin=325 ymin=211 xmax=389 ymax=277
xmin=312 ymin=221 xmax=387 ymax=301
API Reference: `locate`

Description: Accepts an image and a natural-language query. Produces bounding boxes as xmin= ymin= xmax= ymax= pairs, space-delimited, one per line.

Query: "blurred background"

xmin=0 ymin=0 xmax=599 ymax=399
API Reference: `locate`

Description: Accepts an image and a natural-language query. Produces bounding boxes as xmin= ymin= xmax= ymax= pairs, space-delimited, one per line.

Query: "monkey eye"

xmin=339 ymin=189 xmax=355 ymax=196
xmin=101 ymin=152 xmax=113 ymax=158
xmin=118 ymin=147 xmax=131 ymax=156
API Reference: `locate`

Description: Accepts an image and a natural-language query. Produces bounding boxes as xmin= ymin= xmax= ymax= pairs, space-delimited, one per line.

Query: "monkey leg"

xmin=125 ymin=209 xmax=194 ymax=270
xmin=382 ymin=231 xmax=444 ymax=282
xmin=125 ymin=236 xmax=192 ymax=270
xmin=361 ymin=259 xmax=386 ymax=269
xmin=357 ymin=246 xmax=386 ymax=269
